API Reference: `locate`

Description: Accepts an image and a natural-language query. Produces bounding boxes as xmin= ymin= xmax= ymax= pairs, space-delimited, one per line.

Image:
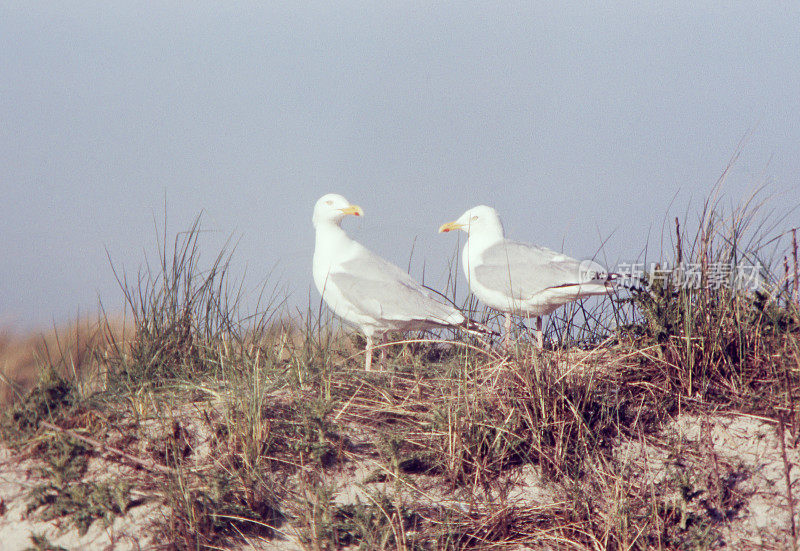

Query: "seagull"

xmin=439 ymin=205 xmax=616 ymax=348
xmin=312 ymin=193 xmax=487 ymax=370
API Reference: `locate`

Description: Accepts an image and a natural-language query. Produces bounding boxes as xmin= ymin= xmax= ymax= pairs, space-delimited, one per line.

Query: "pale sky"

xmin=2 ymin=3 xmax=799 ymax=329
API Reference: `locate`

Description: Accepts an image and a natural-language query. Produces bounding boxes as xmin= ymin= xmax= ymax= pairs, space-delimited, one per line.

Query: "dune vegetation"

xmin=1 ymin=184 xmax=799 ymax=550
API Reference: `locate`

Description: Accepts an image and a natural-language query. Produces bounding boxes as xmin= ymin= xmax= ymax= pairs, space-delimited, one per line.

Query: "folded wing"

xmin=474 ymin=240 xmax=603 ymax=300
xmin=330 ymin=252 xmax=464 ymax=327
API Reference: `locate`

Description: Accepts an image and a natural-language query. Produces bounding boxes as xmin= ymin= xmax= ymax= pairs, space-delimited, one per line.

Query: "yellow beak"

xmin=438 ymin=221 xmax=464 ymax=233
xmin=339 ymin=205 xmax=364 ymax=217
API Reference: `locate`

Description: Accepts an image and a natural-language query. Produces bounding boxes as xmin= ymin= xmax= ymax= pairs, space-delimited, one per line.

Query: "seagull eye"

xmin=325 ymin=200 xmax=333 ymax=205
xmin=471 ymin=216 xmax=479 ymax=222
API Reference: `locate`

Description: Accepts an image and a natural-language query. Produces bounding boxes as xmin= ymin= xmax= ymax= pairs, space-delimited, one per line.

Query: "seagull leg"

xmin=504 ymin=315 xmax=512 ymax=349
xmin=536 ymin=316 xmax=543 ymax=349
xmin=365 ymin=335 xmax=374 ymax=372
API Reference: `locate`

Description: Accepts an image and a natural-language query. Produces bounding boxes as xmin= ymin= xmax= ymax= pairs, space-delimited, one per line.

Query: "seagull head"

xmin=438 ymin=205 xmax=504 ymax=239
xmin=312 ymin=193 xmax=364 ymax=227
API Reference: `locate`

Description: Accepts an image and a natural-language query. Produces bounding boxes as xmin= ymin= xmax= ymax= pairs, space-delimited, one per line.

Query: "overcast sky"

xmin=2 ymin=3 xmax=799 ymax=330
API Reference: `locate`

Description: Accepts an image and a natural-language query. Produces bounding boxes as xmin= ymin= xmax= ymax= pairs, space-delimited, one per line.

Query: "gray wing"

xmin=329 ymin=251 xmax=461 ymax=325
xmin=474 ymin=240 xmax=590 ymax=300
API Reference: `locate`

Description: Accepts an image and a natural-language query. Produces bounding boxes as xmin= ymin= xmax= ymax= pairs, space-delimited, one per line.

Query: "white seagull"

xmin=439 ymin=205 xmax=616 ymax=348
xmin=313 ymin=193 xmax=483 ymax=370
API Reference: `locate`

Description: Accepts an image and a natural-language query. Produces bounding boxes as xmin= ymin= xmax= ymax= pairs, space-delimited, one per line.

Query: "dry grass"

xmin=1 ymin=184 xmax=799 ymax=550
xmin=0 ymin=319 xmax=119 ymax=408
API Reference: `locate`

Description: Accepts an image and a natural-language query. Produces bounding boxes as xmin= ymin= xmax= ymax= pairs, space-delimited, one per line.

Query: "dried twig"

xmin=793 ymin=228 xmax=798 ymax=304
xmin=40 ymin=420 xmax=177 ymax=475
xmin=778 ymin=414 xmax=797 ymax=547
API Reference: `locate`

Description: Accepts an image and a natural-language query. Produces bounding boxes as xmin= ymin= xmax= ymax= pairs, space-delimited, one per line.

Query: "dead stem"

xmin=779 ymin=414 xmax=798 ymax=548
